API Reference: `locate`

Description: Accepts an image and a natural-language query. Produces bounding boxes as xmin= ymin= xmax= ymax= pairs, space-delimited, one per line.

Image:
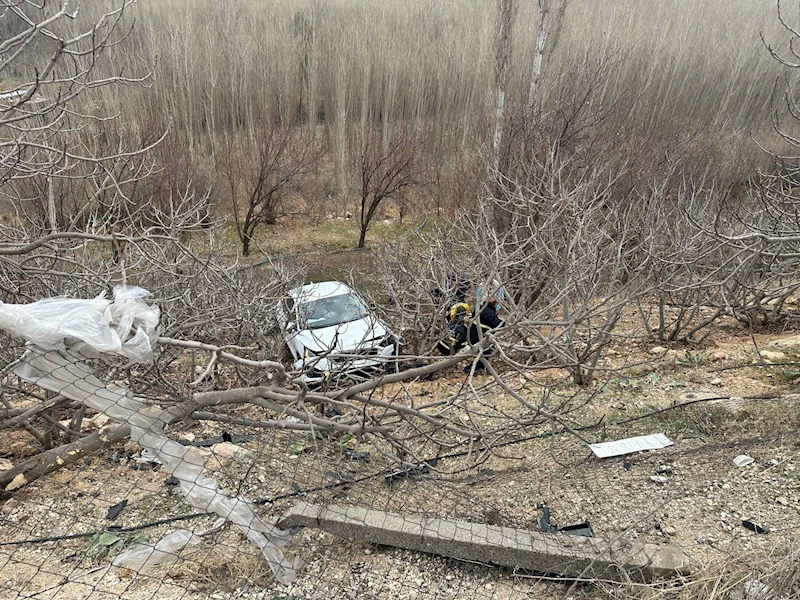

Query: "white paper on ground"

xmin=589 ymin=433 xmax=674 ymax=458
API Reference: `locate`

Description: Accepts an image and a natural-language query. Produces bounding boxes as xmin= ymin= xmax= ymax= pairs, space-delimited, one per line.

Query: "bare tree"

xmin=0 ymin=1 xmax=152 ymax=185
xmin=220 ymin=118 xmax=323 ymax=256
xmin=354 ymin=126 xmax=423 ymax=248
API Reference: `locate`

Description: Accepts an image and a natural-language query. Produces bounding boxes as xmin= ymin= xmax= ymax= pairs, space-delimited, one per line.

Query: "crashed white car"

xmin=277 ymin=281 xmax=402 ymax=383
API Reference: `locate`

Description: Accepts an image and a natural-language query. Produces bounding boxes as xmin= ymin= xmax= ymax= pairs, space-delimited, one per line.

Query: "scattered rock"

xmin=688 ymin=372 xmax=709 ymax=384
xmin=759 ymin=350 xmax=786 ymax=362
xmin=649 ymin=346 xmax=667 ymax=355
xmin=1 ymin=497 xmax=18 ymax=515
xmin=767 ymin=336 xmax=800 ymax=350
xmin=650 ymin=475 xmax=669 ymax=484
xmin=210 ymin=442 xmax=256 ymax=462
xmin=710 ymin=378 xmax=723 ymax=386
xmin=0 ymin=458 xmax=12 ymax=471
xmin=663 ymin=526 xmax=677 ymax=536
xmin=709 ymin=351 xmax=728 ymax=362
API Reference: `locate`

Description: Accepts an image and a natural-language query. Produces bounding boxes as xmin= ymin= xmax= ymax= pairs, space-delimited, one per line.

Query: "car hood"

xmin=294 ymin=316 xmax=389 ymax=354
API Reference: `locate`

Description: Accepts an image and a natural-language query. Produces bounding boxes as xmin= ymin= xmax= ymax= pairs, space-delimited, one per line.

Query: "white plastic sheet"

xmin=111 ymin=529 xmax=200 ymax=573
xmin=0 ymin=285 xmax=159 ymax=363
xmin=589 ymin=433 xmax=674 ymax=458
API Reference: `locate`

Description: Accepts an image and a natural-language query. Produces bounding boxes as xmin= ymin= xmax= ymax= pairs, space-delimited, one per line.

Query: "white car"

xmin=277 ymin=281 xmax=402 ymax=383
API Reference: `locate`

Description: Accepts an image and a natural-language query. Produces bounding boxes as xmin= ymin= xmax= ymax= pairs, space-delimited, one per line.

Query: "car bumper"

xmin=295 ymin=344 xmax=399 ymax=384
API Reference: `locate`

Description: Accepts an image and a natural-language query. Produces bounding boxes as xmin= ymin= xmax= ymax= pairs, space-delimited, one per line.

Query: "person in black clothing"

xmin=469 ymin=297 xmax=504 ymax=345
xmin=464 ymin=296 xmax=504 ymax=372
xmin=437 ymin=303 xmax=470 ymax=355
xmin=448 ymin=272 xmax=471 ymax=303
xmin=430 ymin=272 xmax=471 ymax=318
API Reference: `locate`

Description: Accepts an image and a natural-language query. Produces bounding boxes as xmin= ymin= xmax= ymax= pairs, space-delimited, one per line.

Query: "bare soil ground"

xmin=2 ymin=315 xmax=800 ymax=599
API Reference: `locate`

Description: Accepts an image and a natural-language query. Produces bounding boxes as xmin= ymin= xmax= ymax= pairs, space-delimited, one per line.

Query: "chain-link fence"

xmin=2 ymin=288 xmax=800 ymax=600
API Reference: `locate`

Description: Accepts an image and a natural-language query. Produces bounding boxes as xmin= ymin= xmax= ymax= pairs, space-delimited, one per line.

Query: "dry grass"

xmin=174 ymin=534 xmax=277 ymax=593
xmin=599 ymin=546 xmax=800 ymax=599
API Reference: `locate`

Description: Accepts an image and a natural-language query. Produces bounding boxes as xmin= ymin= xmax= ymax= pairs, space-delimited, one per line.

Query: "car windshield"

xmin=299 ymin=293 xmax=369 ymax=329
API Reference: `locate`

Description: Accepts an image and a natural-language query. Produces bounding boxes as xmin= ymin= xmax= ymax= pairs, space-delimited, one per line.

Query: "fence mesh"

xmin=2 ymin=299 xmax=800 ymax=600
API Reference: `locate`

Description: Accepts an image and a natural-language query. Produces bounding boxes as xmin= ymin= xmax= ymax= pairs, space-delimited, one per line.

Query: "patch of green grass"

xmin=675 ymin=350 xmax=709 ymax=367
xmin=83 ymin=531 xmax=149 ymax=560
xmin=777 ymin=369 xmax=800 ymax=384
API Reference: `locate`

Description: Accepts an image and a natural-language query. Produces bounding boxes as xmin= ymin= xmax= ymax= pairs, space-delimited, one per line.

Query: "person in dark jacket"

xmin=430 ymin=272 xmax=471 ymax=318
xmin=468 ymin=296 xmax=504 ymax=345
xmin=437 ymin=303 xmax=470 ymax=355
xmin=464 ymin=296 xmax=504 ymax=373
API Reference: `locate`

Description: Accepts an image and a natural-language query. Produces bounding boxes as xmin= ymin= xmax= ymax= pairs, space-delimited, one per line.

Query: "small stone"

xmin=767 ymin=335 xmax=800 ymax=349
xmin=759 ymin=350 xmax=786 ymax=362
xmin=0 ymin=498 xmax=18 ymax=515
xmin=649 ymin=346 xmax=668 ymax=355
xmin=664 ymin=526 xmax=677 ymax=536
xmin=709 ymin=351 xmax=728 ymax=362
xmin=710 ymin=378 xmax=722 ymax=386
xmin=650 ymin=475 xmax=669 ymax=484
xmin=211 ymin=442 xmax=256 ymax=462
xmin=777 ymin=497 xmax=789 ymax=506
xmin=0 ymin=458 xmax=12 ymax=471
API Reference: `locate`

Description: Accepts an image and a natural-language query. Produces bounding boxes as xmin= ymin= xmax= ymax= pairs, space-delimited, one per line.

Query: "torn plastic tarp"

xmin=0 ymin=286 xmax=159 ymax=363
xmin=112 ymin=529 xmax=200 ymax=572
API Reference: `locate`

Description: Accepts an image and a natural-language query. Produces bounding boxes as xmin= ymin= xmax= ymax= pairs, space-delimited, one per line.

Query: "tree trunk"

xmin=492 ymin=0 xmax=513 ymax=173
xmin=357 ymin=224 xmax=367 ymax=249
xmin=242 ymin=228 xmax=253 ymax=256
xmin=527 ymin=2 xmax=549 ymax=113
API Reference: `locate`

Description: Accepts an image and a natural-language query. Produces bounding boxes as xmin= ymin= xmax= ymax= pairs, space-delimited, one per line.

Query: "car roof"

xmin=288 ymin=281 xmax=354 ymax=302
